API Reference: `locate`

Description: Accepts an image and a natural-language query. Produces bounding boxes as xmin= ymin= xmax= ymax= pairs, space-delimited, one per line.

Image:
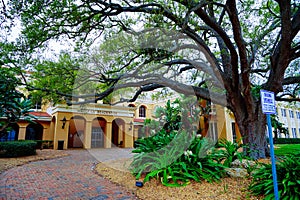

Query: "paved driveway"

xmin=0 ymin=149 xmax=138 ymax=200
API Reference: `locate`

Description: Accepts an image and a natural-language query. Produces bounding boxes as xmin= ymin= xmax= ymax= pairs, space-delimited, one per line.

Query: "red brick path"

xmin=0 ymin=150 xmax=138 ymax=200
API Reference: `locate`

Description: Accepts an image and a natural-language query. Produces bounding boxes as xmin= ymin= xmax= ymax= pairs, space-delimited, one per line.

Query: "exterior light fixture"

xmin=61 ymin=117 xmax=67 ymax=129
xmin=129 ymin=121 xmax=133 ymax=131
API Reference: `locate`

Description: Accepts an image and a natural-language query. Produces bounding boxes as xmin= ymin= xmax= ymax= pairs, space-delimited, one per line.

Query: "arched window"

xmin=139 ymin=105 xmax=146 ymax=118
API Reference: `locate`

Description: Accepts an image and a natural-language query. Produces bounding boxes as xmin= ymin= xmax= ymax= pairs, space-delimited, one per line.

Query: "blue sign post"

xmin=260 ymin=90 xmax=279 ymax=200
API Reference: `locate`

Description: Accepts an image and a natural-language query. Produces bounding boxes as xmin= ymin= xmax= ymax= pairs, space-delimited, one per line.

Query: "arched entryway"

xmin=91 ymin=117 xmax=106 ymax=148
xmin=112 ymin=118 xmax=125 ymax=147
xmin=25 ymin=123 xmax=43 ymax=140
xmin=68 ymin=116 xmax=85 ymax=148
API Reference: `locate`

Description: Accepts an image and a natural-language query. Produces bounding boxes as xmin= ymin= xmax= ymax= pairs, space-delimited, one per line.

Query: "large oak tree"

xmin=2 ymin=0 xmax=300 ymax=159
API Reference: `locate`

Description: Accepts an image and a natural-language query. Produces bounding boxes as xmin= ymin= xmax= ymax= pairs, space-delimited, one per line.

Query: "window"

xmin=281 ymin=108 xmax=286 ymax=117
xmin=139 ymin=105 xmax=146 ymax=118
xmin=289 ymin=110 xmax=294 ymax=118
xmin=292 ymin=128 xmax=297 ymax=138
xmin=91 ymin=128 xmax=104 ymax=148
xmin=0 ymin=129 xmax=17 ymax=142
xmin=296 ymin=111 xmax=300 ymax=119
xmin=231 ymin=122 xmax=237 ymax=142
xmin=208 ymin=122 xmax=218 ymax=141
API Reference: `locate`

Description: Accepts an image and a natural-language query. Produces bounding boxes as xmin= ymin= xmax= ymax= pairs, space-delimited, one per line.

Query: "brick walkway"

xmin=0 ymin=150 xmax=138 ymax=200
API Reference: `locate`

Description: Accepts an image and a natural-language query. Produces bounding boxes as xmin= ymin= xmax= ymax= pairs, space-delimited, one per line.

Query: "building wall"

xmin=277 ymin=103 xmax=300 ymax=138
xmin=128 ymin=99 xmax=237 ymax=143
xmin=7 ymin=96 xmax=291 ymax=149
xmin=50 ymin=104 xmax=135 ymax=150
xmin=13 ymin=120 xmax=51 ymax=141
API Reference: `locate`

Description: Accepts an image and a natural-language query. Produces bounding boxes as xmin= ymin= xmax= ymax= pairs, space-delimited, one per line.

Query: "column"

xmin=42 ymin=127 xmax=49 ymax=140
xmin=84 ymin=121 xmax=92 ymax=149
xmin=54 ymin=120 xmax=69 ymax=150
xmin=18 ymin=125 xmax=27 ymax=140
xmin=63 ymin=121 xmax=69 ymax=149
xmin=53 ymin=119 xmax=58 ymax=150
xmin=105 ymin=121 xmax=112 ymax=148
xmin=124 ymin=123 xmax=134 ymax=148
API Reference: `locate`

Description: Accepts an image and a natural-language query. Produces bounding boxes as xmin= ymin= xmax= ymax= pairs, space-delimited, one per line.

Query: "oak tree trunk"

xmin=233 ymin=104 xmax=270 ymax=159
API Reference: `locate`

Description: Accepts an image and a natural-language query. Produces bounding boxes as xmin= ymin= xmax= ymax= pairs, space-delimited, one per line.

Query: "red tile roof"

xmin=134 ymin=118 xmax=145 ymax=122
xmin=29 ymin=112 xmax=51 ymax=117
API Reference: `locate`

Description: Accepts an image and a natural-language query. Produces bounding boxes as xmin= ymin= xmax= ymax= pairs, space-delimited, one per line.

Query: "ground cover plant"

xmin=249 ymin=153 xmax=300 ymax=200
xmin=130 ymin=98 xmax=240 ymax=187
xmin=131 ymin=131 xmax=226 ymax=186
xmin=249 ymin=145 xmax=300 ymax=199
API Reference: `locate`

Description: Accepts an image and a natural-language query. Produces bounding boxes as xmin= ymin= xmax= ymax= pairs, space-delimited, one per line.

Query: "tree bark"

xmin=240 ymin=117 xmax=270 ymax=159
xmin=232 ymin=100 xmax=270 ymax=159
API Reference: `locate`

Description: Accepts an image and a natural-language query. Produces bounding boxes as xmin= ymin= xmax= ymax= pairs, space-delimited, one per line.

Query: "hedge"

xmin=0 ymin=140 xmax=37 ymax=157
xmin=274 ymin=138 xmax=300 ymax=144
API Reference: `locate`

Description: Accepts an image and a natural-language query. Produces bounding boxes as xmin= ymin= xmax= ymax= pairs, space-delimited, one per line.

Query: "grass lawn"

xmin=274 ymin=144 xmax=300 ymax=156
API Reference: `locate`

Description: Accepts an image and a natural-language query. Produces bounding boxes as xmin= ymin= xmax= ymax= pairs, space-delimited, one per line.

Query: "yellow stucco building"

xmin=1 ymin=96 xmax=242 ymax=149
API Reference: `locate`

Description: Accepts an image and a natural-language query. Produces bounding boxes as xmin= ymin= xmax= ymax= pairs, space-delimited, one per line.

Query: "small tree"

xmin=271 ymin=115 xmax=288 ymax=141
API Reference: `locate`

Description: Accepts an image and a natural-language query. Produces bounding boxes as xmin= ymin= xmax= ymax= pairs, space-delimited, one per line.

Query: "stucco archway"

xmin=25 ymin=123 xmax=43 ymax=140
xmin=68 ymin=116 xmax=86 ymax=148
xmin=112 ymin=118 xmax=125 ymax=147
xmin=91 ymin=117 xmax=106 ymax=148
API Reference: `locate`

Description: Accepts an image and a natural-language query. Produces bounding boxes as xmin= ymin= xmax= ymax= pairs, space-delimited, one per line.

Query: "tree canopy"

xmin=1 ymin=0 xmax=299 ymax=159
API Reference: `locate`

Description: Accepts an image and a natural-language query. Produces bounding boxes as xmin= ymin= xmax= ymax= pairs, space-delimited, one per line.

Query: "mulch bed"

xmin=95 ymin=158 xmax=265 ymax=200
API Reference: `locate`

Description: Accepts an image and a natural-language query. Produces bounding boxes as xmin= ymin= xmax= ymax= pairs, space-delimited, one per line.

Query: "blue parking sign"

xmin=260 ymin=90 xmax=276 ymax=114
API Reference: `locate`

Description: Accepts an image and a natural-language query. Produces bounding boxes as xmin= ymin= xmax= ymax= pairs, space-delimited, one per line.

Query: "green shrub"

xmin=249 ymin=154 xmax=300 ymax=199
xmin=0 ymin=140 xmax=37 ymax=157
xmin=274 ymin=138 xmax=300 ymax=144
